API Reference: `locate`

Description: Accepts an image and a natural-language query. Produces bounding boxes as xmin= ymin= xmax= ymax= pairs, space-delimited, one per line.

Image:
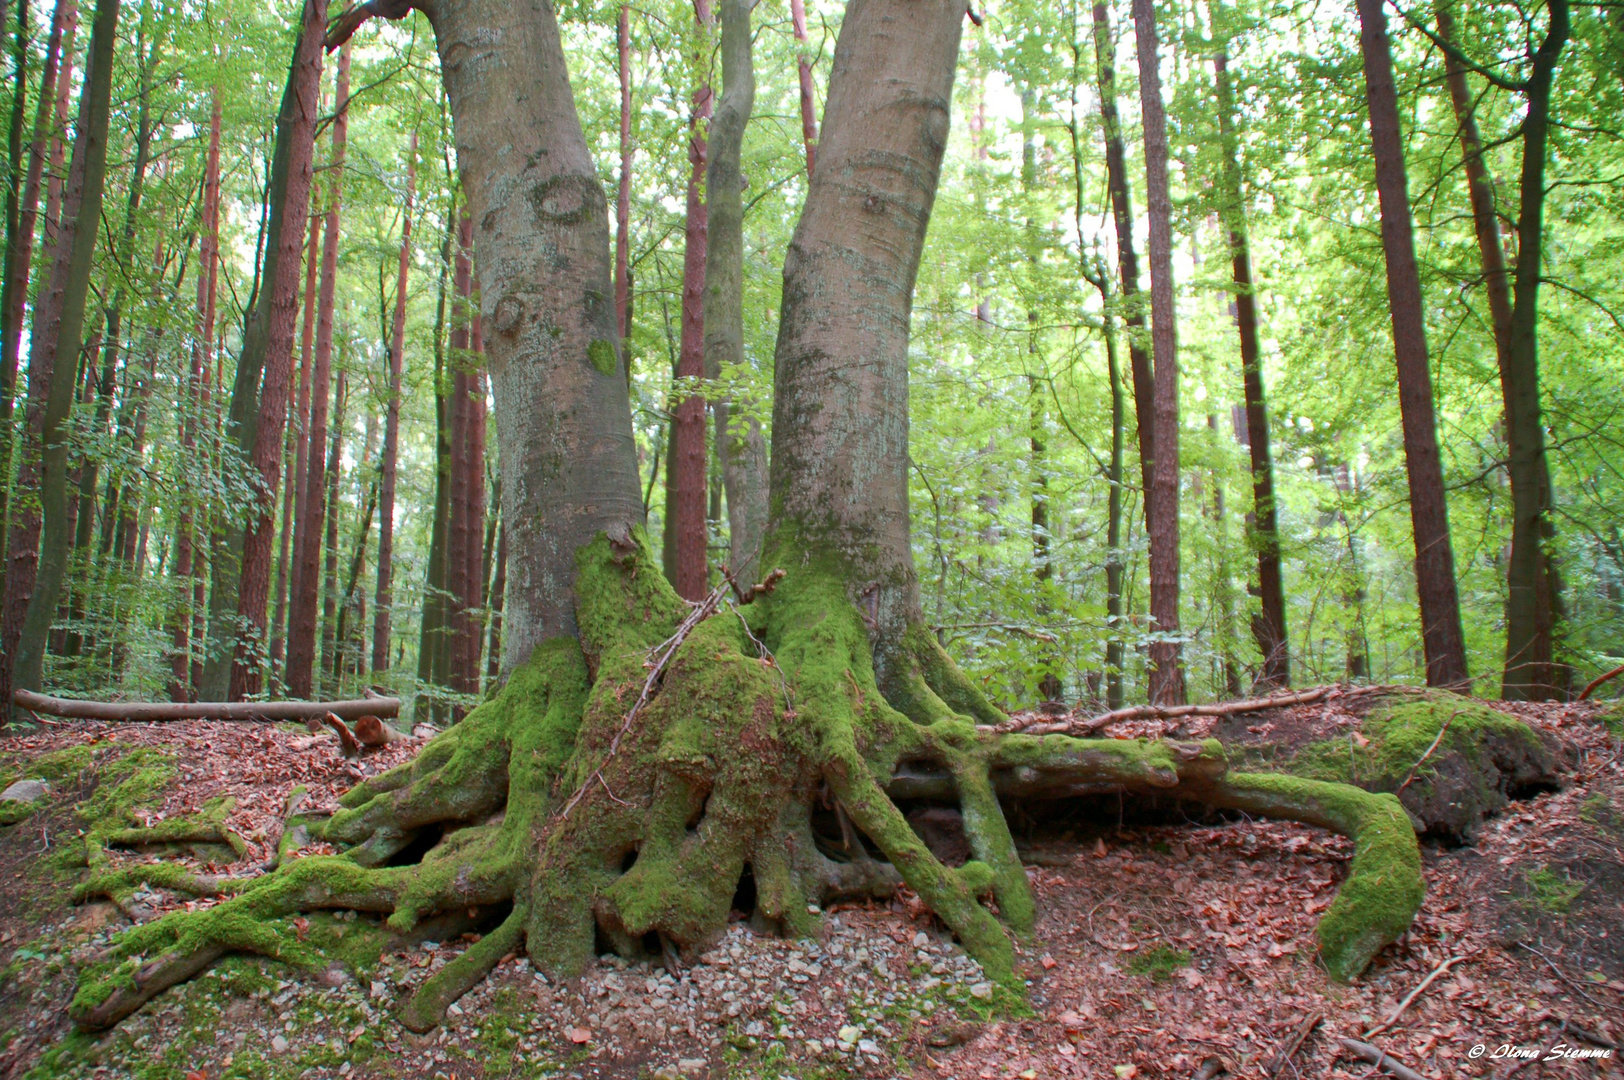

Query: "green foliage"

xmin=1520 ymin=866 xmax=1584 ymax=916
xmin=1125 ymin=944 xmax=1191 ymax=982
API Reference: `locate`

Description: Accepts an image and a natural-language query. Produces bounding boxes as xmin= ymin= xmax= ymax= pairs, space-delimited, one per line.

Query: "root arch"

xmin=69 ymin=529 xmax=1424 ymax=1033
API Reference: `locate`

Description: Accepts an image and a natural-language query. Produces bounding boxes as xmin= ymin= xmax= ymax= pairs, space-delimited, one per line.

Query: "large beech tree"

xmin=68 ymin=0 xmax=1426 ymax=1034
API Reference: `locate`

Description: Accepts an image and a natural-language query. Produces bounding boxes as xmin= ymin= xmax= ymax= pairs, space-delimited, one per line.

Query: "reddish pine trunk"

xmin=460 ymin=363 xmax=486 ymax=688
xmin=227 ymin=3 xmax=325 ymax=699
xmin=484 ymin=509 xmax=506 ymax=685
xmin=285 ymin=46 xmax=351 ymax=699
xmin=790 ymin=0 xmax=817 ymax=173
xmin=373 ymin=134 xmax=416 ymax=675
xmin=1356 ymin=0 xmax=1469 ymax=688
xmin=1214 ymin=50 xmax=1288 ymax=688
xmin=1091 ymin=1 xmax=1156 ymax=520
xmin=1133 ymin=0 xmax=1184 ymax=704
xmin=666 ymin=0 xmax=712 ymax=600
xmin=614 ymin=5 xmax=632 ymax=341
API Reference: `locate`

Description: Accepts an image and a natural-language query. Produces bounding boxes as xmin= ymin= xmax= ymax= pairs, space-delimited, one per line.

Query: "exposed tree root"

xmin=67 ymin=529 xmax=1428 ymax=1033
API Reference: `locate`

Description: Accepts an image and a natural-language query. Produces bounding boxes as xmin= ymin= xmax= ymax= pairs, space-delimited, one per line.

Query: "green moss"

xmin=1521 ymin=866 xmax=1584 ymax=915
xmin=588 ymin=338 xmax=617 ymax=376
xmin=1126 ymin=945 xmax=1190 ymax=982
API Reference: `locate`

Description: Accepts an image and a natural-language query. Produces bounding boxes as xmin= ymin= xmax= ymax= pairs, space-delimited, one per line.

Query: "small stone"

xmin=912 ymin=931 xmax=929 ymax=948
xmin=1 ymin=779 xmax=47 ymax=803
xmin=858 ymin=1038 xmax=881 ymax=1055
xmin=969 ymin=982 xmax=994 ymax=999
xmin=270 ymin=1035 xmax=289 ymax=1054
xmin=678 ymin=1058 xmax=707 ymax=1075
xmin=837 ymin=1024 xmax=861 ymax=1046
xmin=446 ymin=1002 xmax=463 ymax=1016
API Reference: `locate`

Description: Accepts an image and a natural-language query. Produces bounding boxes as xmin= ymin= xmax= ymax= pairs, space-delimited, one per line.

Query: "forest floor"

xmin=0 ymin=697 xmax=1619 ymax=1080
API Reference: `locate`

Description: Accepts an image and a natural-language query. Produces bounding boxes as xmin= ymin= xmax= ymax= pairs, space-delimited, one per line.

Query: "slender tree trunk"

xmin=484 ymin=495 xmax=505 ymax=686
xmin=791 ymin=0 xmax=818 ymax=173
xmin=171 ymin=90 xmax=221 ymax=702
xmin=665 ymin=0 xmax=713 ymax=600
xmin=705 ymin=0 xmax=768 ymax=583
xmin=444 ymin=213 xmax=473 ymax=694
xmin=767 ymin=0 xmax=963 ymax=699
xmin=285 ymin=46 xmax=350 ymax=698
xmin=1020 ymin=87 xmax=1059 ymax=702
xmin=228 ymin=15 xmax=328 ymax=700
xmin=200 ymin=4 xmax=324 ymax=699
xmin=417 ymin=218 xmax=452 ymax=709
xmin=320 ymin=371 xmax=346 ymax=691
xmin=1091 ymin=2 xmax=1156 ymax=521
xmin=614 ymin=4 xmax=632 ymax=343
xmin=453 ymin=348 xmax=487 ymax=695
xmin=1213 ymin=49 xmax=1287 ymax=688
xmin=373 ymin=134 xmax=415 ymax=675
xmin=1103 ymin=297 xmax=1126 ymax=708
xmin=1356 ymin=0 xmax=1470 ymax=688
xmin=1133 ymin=0 xmax=1184 ymax=705
xmin=1438 ymin=4 xmax=1568 ymax=700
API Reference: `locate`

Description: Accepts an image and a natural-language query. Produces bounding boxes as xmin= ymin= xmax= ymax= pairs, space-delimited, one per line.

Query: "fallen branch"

xmin=992 ymin=683 xmax=1421 ymax=736
xmin=12 ymin=690 xmax=401 ymax=723
xmin=1337 ymin=1037 xmax=1426 ymax=1080
xmin=1365 ymin=954 xmax=1468 ymax=1037
xmin=1396 ymin=712 xmax=1463 ymax=794
xmin=319 ymin=714 xmax=362 ymax=759
xmin=1579 ymin=662 xmax=1624 ymax=700
xmin=1267 ymin=1012 xmax=1321 ymax=1077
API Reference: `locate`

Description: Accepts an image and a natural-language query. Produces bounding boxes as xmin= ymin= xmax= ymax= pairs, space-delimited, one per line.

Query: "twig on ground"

xmin=1365 ymin=954 xmax=1469 ymax=1037
xmin=1267 ymin=1012 xmax=1321 ymax=1077
xmin=1337 ymin=1037 xmax=1426 ymax=1080
xmin=1517 ymin=941 xmax=1607 ymax=1008
xmin=318 ymin=714 xmax=361 ymax=759
xmin=1550 ymin=1015 xmax=1619 ymax=1050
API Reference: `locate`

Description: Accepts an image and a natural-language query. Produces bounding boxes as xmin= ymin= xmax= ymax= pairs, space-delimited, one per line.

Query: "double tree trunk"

xmin=417 ymin=217 xmax=453 ymax=703
xmin=1436 ymin=4 xmax=1568 ymax=699
xmin=1214 ymin=49 xmax=1288 ymax=689
xmin=373 ymin=133 xmax=416 ymax=675
xmin=1132 ymin=0 xmax=1185 ymax=705
xmin=429 ymin=0 xmax=643 ymax=671
xmin=1091 ymin=2 xmax=1156 ymax=520
xmin=1 ymin=0 xmax=118 ymax=708
xmin=664 ymin=0 xmax=713 ymax=601
xmin=704 ymin=0 xmax=768 ymax=583
xmin=767 ymin=0 xmax=962 ymax=698
xmin=444 ymin=213 xmax=473 ymax=691
xmin=1356 ymin=0 xmax=1469 ymax=688
xmin=200 ymin=4 xmax=325 ymax=699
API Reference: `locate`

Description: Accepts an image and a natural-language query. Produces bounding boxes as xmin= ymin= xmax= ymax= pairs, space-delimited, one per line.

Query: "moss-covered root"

xmin=399 ymin=903 xmax=528 ymax=1032
xmin=1204 ymin=772 xmax=1425 ymax=981
xmin=70 ymin=857 xmax=405 ymax=1031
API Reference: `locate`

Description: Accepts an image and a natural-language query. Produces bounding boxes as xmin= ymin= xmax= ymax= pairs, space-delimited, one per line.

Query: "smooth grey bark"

xmin=703 ymin=0 xmax=767 ymax=583
xmin=425 ymin=0 xmax=643 ymax=670
xmin=766 ymin=0 xmax=963 ymax=694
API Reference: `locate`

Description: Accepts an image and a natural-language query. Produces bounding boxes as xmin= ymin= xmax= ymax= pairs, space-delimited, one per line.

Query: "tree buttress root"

xmin=68 ymin=530 xmax=1424 ymax=1032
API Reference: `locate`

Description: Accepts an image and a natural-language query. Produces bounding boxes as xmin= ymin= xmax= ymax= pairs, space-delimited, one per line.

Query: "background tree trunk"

xmin=319 ymin=371 xmax=346 ymax=692
xmin=1092 ymin=1 xmax=1155 ymax=521
xmin=664 ymin=0 xmax=712 ymax=601
xmin=1356 ymin=0 xmax=1469 ymax=688
xmin=704 ymin=0 xmax=768 ymax=584
xmin=2 ymin=0 xmax=117 ymax=707
xmin=373 ymin=134 xmax=415 ymax=676
xmin=417 ymin=217 xmax=453 ymax=715
xmin=791 ymin=0 xmax=818 ymax=173
xmin=1214 ymin=48 xmax=1288 ymax=689
xmin=614 ymin=4 xmax=632 ymax=344
xmin=1133 ymin=0 xmax=1185 ymax=705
